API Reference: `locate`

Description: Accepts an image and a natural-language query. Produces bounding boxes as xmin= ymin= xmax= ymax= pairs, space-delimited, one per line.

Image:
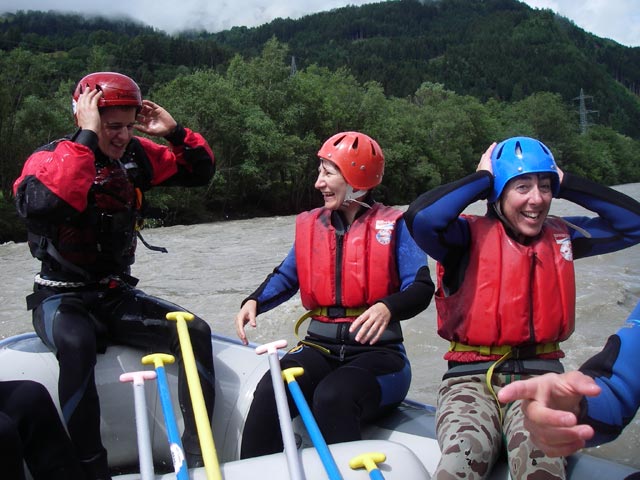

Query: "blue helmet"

xmin=488 ymin=136 xmax=560 ymax=203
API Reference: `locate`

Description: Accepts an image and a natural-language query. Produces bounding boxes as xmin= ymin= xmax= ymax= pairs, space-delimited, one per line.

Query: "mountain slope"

xmin=209 ymin=0 xmax=640 ymax=137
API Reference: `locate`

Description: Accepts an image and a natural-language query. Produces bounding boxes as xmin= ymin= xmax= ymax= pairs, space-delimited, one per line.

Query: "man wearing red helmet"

xmin=13 ymin=72 xmax=216 ymax=479
xmin=235 ymin=131 xmax=435 ymax=458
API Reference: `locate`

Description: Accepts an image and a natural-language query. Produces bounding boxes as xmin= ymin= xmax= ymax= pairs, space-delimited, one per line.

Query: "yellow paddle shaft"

xmin=166 ymin=311 xmax=221 ymax=480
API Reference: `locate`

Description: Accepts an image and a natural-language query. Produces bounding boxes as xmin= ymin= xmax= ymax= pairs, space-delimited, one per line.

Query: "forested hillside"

xmin=0 ymin=0 xmax=639 ymax=243
xmin=211 ymin=0 xmax=640 ymax=138
xmin=0 ymin=10 xmax=234 ymax=88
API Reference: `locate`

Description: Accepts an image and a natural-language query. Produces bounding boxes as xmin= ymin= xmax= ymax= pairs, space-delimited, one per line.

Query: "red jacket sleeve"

xmin=13 ymin=136 xmax=98 ymax=213
xmin=142 ymin=126 xmax=215 ymax=187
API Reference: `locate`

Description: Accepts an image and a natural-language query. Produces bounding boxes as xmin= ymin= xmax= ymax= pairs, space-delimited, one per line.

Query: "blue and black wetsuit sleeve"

xmin=376 ymin=219 xmax=435 ymax=321
xmin=559 ymin=173 xmax=640 ymax=258
xmin=578 ymin=302 xmax=640 ymax=447
xmin=242 ymin=245 xmax=300 ymax=314
xmin=403 ymin=171 xmax=492 ymax=264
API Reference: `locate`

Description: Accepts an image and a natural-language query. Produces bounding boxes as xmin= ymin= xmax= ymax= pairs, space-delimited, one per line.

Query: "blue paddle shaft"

xmin=155 ymin=365 xmax=189 ymax=479
xmin=369 ymin=469 xmax=385 ymax=480
xmin=286 ymin=378 xmax=342 ymax=480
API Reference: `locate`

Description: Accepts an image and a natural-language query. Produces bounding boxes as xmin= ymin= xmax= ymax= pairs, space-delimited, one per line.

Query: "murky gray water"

xmin=2 ymin=184 xmax=639 ymax=468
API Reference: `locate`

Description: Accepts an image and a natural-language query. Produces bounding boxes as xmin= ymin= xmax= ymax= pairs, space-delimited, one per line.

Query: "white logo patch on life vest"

xmin=554 ymin=234 xmax=573 ymax=261
xmin=375 ymin=220 xmax=395 ymax=245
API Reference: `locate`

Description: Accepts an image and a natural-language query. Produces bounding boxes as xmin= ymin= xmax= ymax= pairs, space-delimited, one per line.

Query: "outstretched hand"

xmin=497 ymin=371 xmax=601 ymax=457
xmin=135 ymin=100 xmax=178 ymax=137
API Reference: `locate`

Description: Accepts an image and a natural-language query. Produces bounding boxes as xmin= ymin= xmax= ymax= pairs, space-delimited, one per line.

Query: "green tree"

xmin=0 ymin=48 xmax=59 ymax=197
xmin=496 ymin=92 xmax=579 ymax=167
xmin=573 ymin=126 xmax=640 ymax=184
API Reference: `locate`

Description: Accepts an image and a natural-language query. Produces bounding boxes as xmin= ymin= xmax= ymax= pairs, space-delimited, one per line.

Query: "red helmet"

xmin=72 ymin=72 xmax=142 ymax=110
xmin=317 ymin=132 xmax=385 ymax=190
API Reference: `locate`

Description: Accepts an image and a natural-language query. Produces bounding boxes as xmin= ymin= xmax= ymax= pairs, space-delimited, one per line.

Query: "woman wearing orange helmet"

xmin=235 ymin=131 xmax=435 ymax=458
xmin=14 ymin=72 xmax=216 ymax=479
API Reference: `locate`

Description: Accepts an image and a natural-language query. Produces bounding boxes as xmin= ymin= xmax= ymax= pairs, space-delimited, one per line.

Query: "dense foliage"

xmin=0 ymin=1 xmax=639 ymax=243
xmin=210 ymin=0 xmax=640 ymax=138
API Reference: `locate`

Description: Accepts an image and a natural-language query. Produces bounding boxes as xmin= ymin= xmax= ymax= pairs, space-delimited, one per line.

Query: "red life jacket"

xmin=41 ymin=157 xmax=139 ymax=276
xmin=295 ymin=203 xmax=401 ymax=322
xmin=436 ymin=215 xmax=575 ymax=361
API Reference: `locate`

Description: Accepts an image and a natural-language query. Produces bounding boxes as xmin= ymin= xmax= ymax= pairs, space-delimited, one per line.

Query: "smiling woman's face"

xmin=314 ymin=159 xmax=350 ymax=211
xmin=499 ymin=173 xmax=553 ymax=241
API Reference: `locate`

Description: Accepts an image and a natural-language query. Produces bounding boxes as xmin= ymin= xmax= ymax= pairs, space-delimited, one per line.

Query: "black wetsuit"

xmin=240 ymin=203 xmax=434 ymax=458
xmin=13 ymin=125 xmax=216 ymax=478
xmin=0 ymin=380 xmax=84 ymax=480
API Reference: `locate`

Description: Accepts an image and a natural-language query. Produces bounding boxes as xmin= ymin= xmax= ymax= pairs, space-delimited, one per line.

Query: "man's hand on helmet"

xmin=135 ymin=100 xmax=178 ymax=138
xmin=75 ymin=87 xmax=102 ymax=134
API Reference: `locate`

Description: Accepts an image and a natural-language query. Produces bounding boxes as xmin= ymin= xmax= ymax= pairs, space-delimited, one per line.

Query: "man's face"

xmin=98 ymin=107 xmax=137 ymax=160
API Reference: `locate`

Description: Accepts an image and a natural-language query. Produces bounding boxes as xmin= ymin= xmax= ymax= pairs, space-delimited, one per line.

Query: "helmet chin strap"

xmin=491 ymin=201 xmax=515 ymax=233
xmin=343 ymin=185 xmax=371 ymax=209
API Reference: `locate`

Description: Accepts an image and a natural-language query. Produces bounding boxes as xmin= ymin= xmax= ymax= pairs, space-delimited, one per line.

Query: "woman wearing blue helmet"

xmin=404 ymin=137 xmax=640 ymax=480
xmin=488 ymin=137 xmax=561 ymax=242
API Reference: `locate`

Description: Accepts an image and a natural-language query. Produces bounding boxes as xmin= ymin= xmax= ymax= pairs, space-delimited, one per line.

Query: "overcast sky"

xmin=0 ymin=0 xmax=638 ymax=47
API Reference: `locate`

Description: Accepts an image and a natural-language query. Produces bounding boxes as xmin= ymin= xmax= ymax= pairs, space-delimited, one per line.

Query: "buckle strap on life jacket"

xmin=294 ymin=306 xmax=367 ymax=337
xmin=28 ymin=232 xmax=93 ymax=280
xmin=294 ymin=307 xmax=367 ymax=354
xmin=448 ymin=341 xmax=561 ymax=358
xmin=451 ymin=340 xmax=560 ymax=426
xmin=486 ymin=350 xmax=513 ymax=425
xmin=136 ymin=231 xmax=168 ymax=253
xmin=444 ymin=358 xmax=564 ymax=378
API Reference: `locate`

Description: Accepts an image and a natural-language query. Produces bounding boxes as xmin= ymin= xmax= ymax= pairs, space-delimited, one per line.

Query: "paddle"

xmin=282 ymin=367 xmax=343 ymax=480
xmin=256 ymin=340 xmax=305 ymax=480
xmin=141 ymin=353 xmax=189 ymax=480
xmin=166 ymin=311 xmax=222 ymax=480
xmin=119 ymin=370 xmax=157 ymax=480
xmin=349 ymin=452 xmax=386 ymax=480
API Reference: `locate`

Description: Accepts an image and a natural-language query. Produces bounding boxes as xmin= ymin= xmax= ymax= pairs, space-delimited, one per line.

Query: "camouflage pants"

xmin=433 ymin=373 xmax=566 ymax=480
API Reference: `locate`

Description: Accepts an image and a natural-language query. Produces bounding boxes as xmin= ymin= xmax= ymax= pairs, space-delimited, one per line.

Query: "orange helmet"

xmin=72 ymin=72 xmax=142 ymax=112
xmin=317 ymin=132 xmax=385 ymax=190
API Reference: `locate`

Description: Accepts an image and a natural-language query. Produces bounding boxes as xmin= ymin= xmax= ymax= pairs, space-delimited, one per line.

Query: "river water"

xmin=1 ymin=184 xmax=639 ymax=468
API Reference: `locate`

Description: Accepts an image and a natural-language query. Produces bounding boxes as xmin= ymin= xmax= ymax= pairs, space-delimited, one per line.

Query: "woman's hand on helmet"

xmin=235 ymin=299 xmax=258 ymax=346
xmin=350 ymin=302 xmax=391 ymax=345
xmin=476 ymin=142 xmax=497 ymax=173
xmin=75 ymin=87 xmax=103 ymax=134
xmin=135 ymin=100 xmax=178 ymax=137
